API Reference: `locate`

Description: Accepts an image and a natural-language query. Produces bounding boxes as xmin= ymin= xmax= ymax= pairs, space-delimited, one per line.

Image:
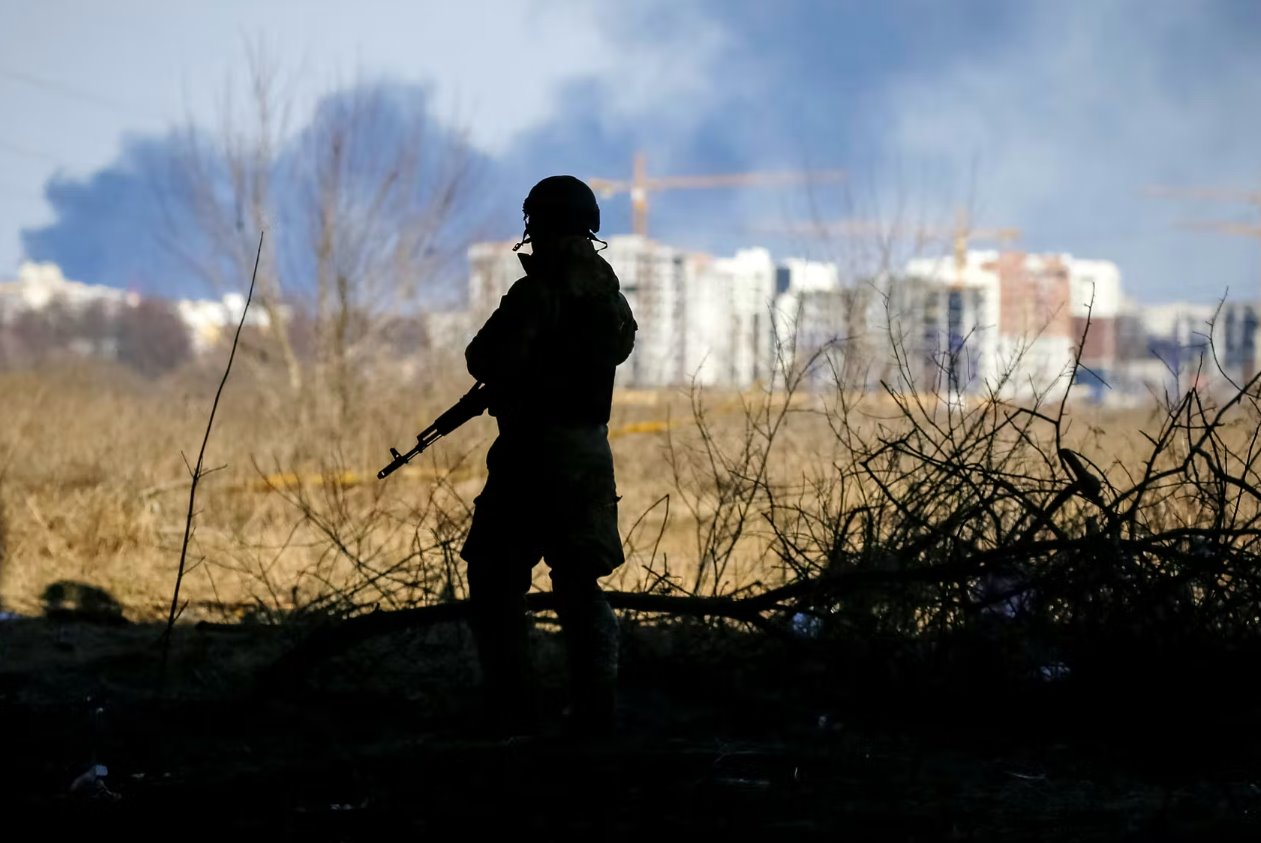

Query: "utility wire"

xmin=0 ymin=66 xmax=169 ymax=171
xmin=0 ymin=65 xmax=154 ymax=116
xmin=0 ymin=138 xmax=62 ymax=163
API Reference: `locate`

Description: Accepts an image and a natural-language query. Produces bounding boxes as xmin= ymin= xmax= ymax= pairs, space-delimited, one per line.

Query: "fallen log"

xmin=257 ymin=589 xmax=789 ymax=693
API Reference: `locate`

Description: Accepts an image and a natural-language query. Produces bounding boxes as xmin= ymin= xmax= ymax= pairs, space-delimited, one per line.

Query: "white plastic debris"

xmin=1038 ymin=662 xmax=1071 ymax=682
xmin=791 ymin=612 xmax=824 ymax=639
xmin=70 ymin=764 xmax=120 ymax=800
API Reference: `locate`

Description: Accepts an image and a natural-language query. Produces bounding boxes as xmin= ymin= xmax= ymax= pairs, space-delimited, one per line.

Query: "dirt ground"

xmin=3 ymin=612 xmax=1261 ymax=840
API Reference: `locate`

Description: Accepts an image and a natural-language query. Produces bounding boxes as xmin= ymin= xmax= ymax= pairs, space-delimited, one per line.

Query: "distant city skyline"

xmin=5 ymin=236 xmax=1255 ymax=405
xmin=2 ymin=1 xmax=1260 ymax=304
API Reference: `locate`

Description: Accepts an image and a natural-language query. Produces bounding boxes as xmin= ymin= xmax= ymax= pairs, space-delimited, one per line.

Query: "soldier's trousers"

xmin=465 ymin=564 xmax=618 ymax=733
xmin=461 ymin=429 xmax=624 ymax=733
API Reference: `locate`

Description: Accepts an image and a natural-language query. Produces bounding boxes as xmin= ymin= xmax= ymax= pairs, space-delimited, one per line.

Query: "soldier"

xmin=461 ymin=175 xmax=637 ymax=736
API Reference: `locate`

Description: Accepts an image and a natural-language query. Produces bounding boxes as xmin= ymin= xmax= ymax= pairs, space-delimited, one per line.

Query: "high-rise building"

xmin=875 ymin=251 xmax=1124 ymax=402
xmin=460 ymin=238 xmax=1131 ymax=401
xmin=994 ymin=251 xmax=1074 ymax=400
xmin=465 ymin=237 xmax=785 ymax=389
xmin=770 ymin=258 xmax=851 ymax=387
xmin=890 ymin=251 xmax=1001 ymax=396
xmin=684 ymin=248 xmax=777 ymax=387
xmin=600 ymin=235 xmax=692 ymax=388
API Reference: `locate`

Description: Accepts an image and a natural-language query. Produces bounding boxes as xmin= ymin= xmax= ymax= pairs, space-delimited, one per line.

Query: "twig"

xmin=160 ymin=231 xmax=264 ymax=678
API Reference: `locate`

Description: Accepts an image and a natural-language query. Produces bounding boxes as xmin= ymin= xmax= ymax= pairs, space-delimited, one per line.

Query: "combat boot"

xmin=558 ymin=589 xmax=619 ymax=737
xmin=469 ymin=595 xmax=538 ymax=738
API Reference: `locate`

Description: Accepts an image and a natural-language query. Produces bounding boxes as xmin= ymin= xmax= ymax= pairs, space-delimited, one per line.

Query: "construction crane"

xmin=947 ymin=209 xmax=1021 ymax=287
xmin=1145 ymin=185 xmax=1261 ymax=246
xmin=752 ymin=209 xmax=1021 ymax=287
xmin=1146 ymin=185 xmax=1261 ymax=206
xmin=587 ymin=151 xmax=847 ymax=239
xmin=1148 ymin=184 xmax=1261 ymax=381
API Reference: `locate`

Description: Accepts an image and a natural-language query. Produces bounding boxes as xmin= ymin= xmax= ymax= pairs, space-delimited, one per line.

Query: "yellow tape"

xmin=609 ymin=419 xmax=674 ymax=437
xmin=239 ymin=404 xmax=740 ymax=493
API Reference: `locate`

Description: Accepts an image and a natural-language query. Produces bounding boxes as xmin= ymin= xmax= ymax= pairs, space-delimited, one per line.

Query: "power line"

xmin=0 ymin=138 xmax=62 ymax=163
xmin=0 ymin=66 xmax=163 ymax=167
xmin=0 ymin=65 xmax=154 ymax=117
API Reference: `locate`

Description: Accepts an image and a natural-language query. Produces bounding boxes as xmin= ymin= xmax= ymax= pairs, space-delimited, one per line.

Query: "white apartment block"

xmin=0 ymin=261 xmax=138 ymax=319
xmin=467 ymin=236 xmax=690 ymax=387
xmin=1121 ymin=298 xmax=1259 ymax=397
xmin=890 ymin=251 xmax=1002 ymax=395
xmin=1068 ymin=258 xmax=1122 ymax=321
xmin=769 ymin=258 xmax=847 ymax=381
xmin=466 ymin=237 xmax=782 ymax=389
xmin=882 ymin=251 xmax=1128 ymax=402
xmin=600 ymin=235 xmax=691 ymax=388
xmin=175 ymin=292 xmax=272 ymax=353
xmin=683 ymin=248 xmax=777 ymax=387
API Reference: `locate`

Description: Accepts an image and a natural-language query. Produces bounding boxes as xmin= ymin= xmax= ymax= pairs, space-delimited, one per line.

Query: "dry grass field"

xmin=0 ymin=358 xmax=1221 ymax=623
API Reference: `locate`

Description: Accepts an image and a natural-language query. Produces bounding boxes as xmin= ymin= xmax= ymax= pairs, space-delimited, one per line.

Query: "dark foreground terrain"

xmin=3 ymin=612 xmax=1260 ymax=840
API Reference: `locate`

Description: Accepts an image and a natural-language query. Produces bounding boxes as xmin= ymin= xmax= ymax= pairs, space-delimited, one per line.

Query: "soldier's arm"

xmin=465 ymin=280 xmax=544 ymax=385
xmin=611 ymin=292 xmax=637 ymax=365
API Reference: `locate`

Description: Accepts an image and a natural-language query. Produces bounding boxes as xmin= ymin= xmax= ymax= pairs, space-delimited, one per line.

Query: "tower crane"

xmin=947 ymin=209 xmax=1021 ymax=287
xmin=587 ymin=151 xmax=846 ymax=239
xmin=1147 ymin=184 xmax=1261 ymax=381
xmin=585 ymin=152 xmax=844 ymax=386
xmin=751 ymin=209 xmax=1021 ymax=287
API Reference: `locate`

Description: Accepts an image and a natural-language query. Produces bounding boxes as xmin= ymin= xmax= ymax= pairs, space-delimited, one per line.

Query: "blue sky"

xmin=1 ymin=0 xmax=1259 ymax=303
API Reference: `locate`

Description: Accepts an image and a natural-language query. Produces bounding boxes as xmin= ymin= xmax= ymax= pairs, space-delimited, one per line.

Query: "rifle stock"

xmin=377 ymin=382 xmax=488 ymax=479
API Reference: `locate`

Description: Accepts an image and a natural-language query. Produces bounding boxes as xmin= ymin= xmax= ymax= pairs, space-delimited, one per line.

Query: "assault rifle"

xmin=376 ymin=382 xmax=489 ymax=479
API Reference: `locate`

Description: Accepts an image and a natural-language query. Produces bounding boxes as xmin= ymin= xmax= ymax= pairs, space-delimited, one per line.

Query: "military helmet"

xmin=522 ymin=175 xmax=600 ymax=236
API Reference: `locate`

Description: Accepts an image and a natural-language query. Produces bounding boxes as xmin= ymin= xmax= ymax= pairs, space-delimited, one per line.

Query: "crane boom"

xmin=1147 ymin=185 xmax=1261 ymax=205
xmin=1180 ymin=220 xmax=1261 ymax=238
xmin=588 ymin=151 xmax=845 ymax=237
xmin=1150 ymin=182 xmax=1261 ymax=381
xmin=590 ymin=170 xmax=846 ymax=193
xmin=746 ymin=211 xmax=1020 ymax=287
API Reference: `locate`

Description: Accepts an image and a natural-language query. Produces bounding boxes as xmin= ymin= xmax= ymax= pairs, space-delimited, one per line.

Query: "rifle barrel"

xmin=376 ymin=382 xmax=487 ymax=480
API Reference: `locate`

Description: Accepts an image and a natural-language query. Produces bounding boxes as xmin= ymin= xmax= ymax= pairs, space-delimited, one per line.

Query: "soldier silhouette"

xmin=461 ymin=175 xmax=637 ymax=736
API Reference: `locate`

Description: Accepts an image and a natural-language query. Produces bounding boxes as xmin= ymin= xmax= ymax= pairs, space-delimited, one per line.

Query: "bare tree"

xmin=162 ymin=45 xmax=479 ymax=416
xmin=296 ymin=77 xmax=476 ymax=416
xmin=115 ymin=297 xmax=192 ymax=377
xmin=6 ymin=298 xmax=85 ymax=365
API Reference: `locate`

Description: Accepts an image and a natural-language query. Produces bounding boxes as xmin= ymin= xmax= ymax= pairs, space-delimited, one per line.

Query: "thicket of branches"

xmin=245 ymin=285 xmax=1261 ymax=708
xmin=137 ymin=105 xmax=1261 ymax=702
